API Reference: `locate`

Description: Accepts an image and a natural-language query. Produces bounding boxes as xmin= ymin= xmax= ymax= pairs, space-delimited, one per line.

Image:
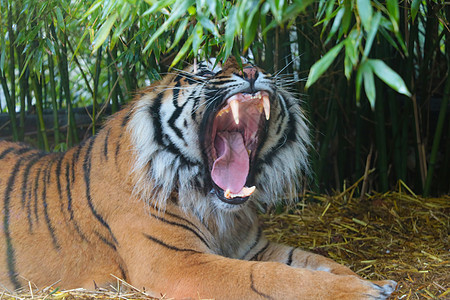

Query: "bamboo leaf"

xmin=344 ymin=54 xmax=352 ymax=80
xmin=170 ymin=33 xmax=194 ymax=68
xmin=224 ymin=6 xmax=238 ymax=60
xmin=198 ymin=14 xmax=219 ymax=37
xmin=306 ymin=42 xmax=344 ymax=89
xmin=361 ymin=61 xmax=376 ymax=110
xmin=192 ymin=23 xmax=203 ymax=54
xmin=363 ymin=11 xmax=381 ymax=57
xmin=339 ymin=0 xmax=352 ymax=39
xmin=411 ymin=0 xmax=421 ymax=21
xmin=357 ymin=0 xmax=372 ymax=31
xmin=144 ymin=0 xmax=193 ymax=53
xmin=92 ymin=13 xmax=117 ymax=53
xmin=168 ymin=18 xmax=189 ymax=52
xmin=386 ymin=0 xmax=399 ymax=24
xmin=55 ymin=7 xmax=65 ymax=31
xmin=83 ymin=1 xmax=102 ymax=20
xmin=368 ymin=59 xmax=411 ymax=96
xmin=325 ymin=7 xmax=344 ymax=45
xmin=355 ymin=63 xmax=363 ymax=104
xmin=206 ymin=0 xmax=217 ymax=17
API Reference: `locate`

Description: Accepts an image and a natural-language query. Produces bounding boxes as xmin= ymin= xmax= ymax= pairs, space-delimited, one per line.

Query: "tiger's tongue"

xmin=211 ymin=131 xmax=249 ymax=194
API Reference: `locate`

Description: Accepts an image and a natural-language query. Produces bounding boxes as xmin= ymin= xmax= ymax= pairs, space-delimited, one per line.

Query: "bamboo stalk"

xmin=0 ymin=71 xmax=18 ymax=140
xmin=5 ymin=3 xmax=18 ymax=141
xmin=263 ymin=15 xmax=275 ymax=72
xmin=423 ymin=25 xmax=450 ymax=196
xmin=32 ymin=74 xmax=49 ymax=152
xmin=50 ymin=22 xmax=78 ymax=146
xmin=375 ymin=80 xmax=388 ymax=192
xmin=387 ymin=88 xmax=402 ymax=181
xmin=92 ymin=45 xmax=103 ymax=136
xmin=48 ymin=51 xmax=60 ymax=145
xmin=109 ymin=46 xmax=119 ymax=113
xmin=15 ymin=3 xmax=26 ymax=141
xmin=317 ymin=93 xmax=338 ymax=189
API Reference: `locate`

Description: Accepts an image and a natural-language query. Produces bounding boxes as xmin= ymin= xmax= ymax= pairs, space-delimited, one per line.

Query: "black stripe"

xmin=42 ymin=159 xmax=60 ymax=249
xmin=55 ymin=153 xmax=65 ymax=213
xmin=95 ymin=231 xmax=117 ymax=251
xmin=115 ymin=113 xmax=131 ymax=163
xmin=0 ymin=147 xmax=15 ymax=159
xmin=83 ymin=136 xmax=118 ymax=245
xmin=167 ymin=80 xmax=187 ymax=142
xmin=250 ymin=264 xmax=274 ymax=299
xmin=241 ymin=227 xmax=262 ymax=259
xmin=33 ymin=167 xmax=42 ymax=224
xmin=151 ymin=214 xmax=211 ymax=249
xmin=150 ymin=92 xmax=198 ymax=166
xmin=118 ymin=264 xmax=128 ymax=281
xmin=257 ymin=115 xmax=296 ymax=171
xmin=286 ymin=247 xmax=295 ymax=266
xmin=121 ymin=111 xmax=131 ymax=128
xmin=21 ymin=153 xmax=46 ymax=208
xmin=143 ymin=233 xmax=200 ymax=253
xmin=150 ymin=92 xmax=165 ymax=146
xmin=174 ymin=72 xmax=197 ymax=84
xmin=163 ymin=210 xmax=210 ymax=238
xmin=103 ymin=128 xmax=111 ymax=160
xmin=65 ymin=161 xmax=88 ymax=242
xmin=191 ymin=94 xmax=201 ymax=121
xmin=15 ymin=147 xmax=34 ymax=155
xmin=209 ymin=79 xmax=236 ymax=85
xmin=250 ymin=241 xmax=270 ymax=261
xmin=71 ymin=143 xmax=83 ymax=183
xmin=3 ymin=153 xmax=36 ymax=289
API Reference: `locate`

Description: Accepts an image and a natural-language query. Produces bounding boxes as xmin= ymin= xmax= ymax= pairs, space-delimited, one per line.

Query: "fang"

xmin=262 ymin=95 xmax=270 ymax=120
xmin=230 ymin=99 xmax=239 ymax=125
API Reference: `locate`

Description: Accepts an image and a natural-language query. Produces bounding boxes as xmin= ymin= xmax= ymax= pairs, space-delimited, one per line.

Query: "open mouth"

xmin=207 ymin=91 xmax=270 ymax=205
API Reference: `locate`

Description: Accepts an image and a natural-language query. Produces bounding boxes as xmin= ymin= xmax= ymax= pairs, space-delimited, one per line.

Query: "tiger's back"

xmin=0 ymin=110 xmax=132 ymax=288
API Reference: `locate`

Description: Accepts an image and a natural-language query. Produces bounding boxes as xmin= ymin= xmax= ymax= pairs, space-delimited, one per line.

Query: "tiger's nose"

xmin=242 ymin=66 xmax=259 ymax=91
xmin=243 ymin=67 xmax=258 ymax=81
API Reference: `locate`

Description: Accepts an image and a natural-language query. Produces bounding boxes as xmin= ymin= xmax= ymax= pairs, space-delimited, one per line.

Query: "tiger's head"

xmin=128 ymin=57 xmax=310 ymax=216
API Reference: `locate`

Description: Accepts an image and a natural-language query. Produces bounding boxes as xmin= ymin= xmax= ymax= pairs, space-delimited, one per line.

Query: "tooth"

xmin=262 ymin=95 xmax=270 ymax=120
xmin=230 ymin=99 xmax=239 ymax=125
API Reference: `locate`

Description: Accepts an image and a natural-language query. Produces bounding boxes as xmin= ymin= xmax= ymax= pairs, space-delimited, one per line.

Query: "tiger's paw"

xmin=363 ymin=279 xmax=397 ymax=299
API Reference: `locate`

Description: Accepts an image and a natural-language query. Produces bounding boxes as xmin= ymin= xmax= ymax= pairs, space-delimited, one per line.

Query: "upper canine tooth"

xmin=262 ymin=95 xmax=270 ymax=120
xmin=230 ymin=99 xmax=239 ymax=125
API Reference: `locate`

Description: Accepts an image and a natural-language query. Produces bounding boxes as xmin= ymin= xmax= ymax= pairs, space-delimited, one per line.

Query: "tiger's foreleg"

xmin=243 ymin=239 xmax=357 ymax=275
xmin=112 ymin=215 xmax=396 ymax=299
xmin=120 ymin=243 xmax=396 ymax=299
xmin=240 ymin=237 xmax=396 ymax=299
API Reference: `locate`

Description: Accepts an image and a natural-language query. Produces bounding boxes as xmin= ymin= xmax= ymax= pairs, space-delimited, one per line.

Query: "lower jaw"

xmin=212 ymin=186 xmax=249 ymax=205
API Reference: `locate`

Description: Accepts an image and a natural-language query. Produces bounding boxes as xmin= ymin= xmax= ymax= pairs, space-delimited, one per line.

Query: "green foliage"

xmin=305 ymin=0 xmax=410 ymax=107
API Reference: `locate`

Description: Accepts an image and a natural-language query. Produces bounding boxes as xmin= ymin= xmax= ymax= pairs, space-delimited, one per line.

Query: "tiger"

xmin=0 ymin=57 xmax=396 ymax=299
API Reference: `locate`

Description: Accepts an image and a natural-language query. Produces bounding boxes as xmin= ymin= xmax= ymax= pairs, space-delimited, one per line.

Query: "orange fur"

xmin=0 ymin=60 xmax=396 ymax=299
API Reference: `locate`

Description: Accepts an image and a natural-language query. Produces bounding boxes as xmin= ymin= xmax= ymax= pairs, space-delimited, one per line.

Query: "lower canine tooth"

xmin=230 ymin=99 xmax=239 ymax=125
xmin=262 ymin=95 xmax=270 ymax=120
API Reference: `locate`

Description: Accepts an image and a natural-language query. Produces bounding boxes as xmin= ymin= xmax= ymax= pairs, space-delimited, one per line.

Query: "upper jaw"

xmin=204 ymin=89 xmax=272 ymax=206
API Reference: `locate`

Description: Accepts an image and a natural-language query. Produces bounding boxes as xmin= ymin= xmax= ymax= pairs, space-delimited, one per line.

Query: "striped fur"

xmin=0 ymin=58 xmax=395 ymax=299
